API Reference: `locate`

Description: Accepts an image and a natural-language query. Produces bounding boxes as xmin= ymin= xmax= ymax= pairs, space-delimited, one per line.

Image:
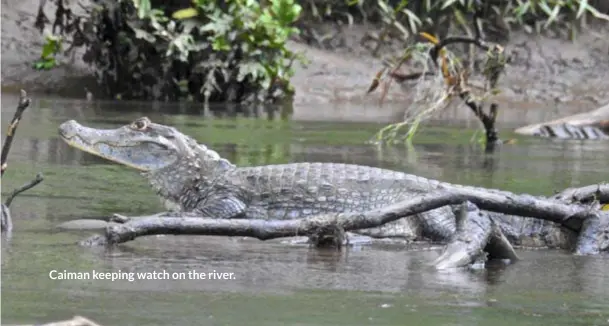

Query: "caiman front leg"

xmin=111 ymin=194 xmax=249 ymax=223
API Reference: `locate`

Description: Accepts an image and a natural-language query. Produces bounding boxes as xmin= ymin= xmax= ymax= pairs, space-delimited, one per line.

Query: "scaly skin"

xmin=58 ymin=117 xmax=575 ymax=248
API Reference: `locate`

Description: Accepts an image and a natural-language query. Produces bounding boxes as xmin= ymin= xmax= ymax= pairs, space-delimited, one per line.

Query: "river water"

xmin=1 ymin=93 xmax=608 ymax=325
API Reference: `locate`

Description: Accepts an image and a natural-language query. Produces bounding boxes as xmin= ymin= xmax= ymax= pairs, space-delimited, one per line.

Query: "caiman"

xmin=57 ymin=117 xmax=607 ymax=253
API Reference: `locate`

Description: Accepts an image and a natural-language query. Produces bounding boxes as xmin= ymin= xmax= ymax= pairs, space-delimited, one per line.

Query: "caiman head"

xmin=58 ymin=117 xmax=235 ymax=211
xmin=59 ymin=117 xmax=192 ymax=171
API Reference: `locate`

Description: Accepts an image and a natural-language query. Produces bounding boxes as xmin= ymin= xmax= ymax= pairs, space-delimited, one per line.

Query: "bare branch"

xmin=4 ymin=173 xmax=45 ymax=207
xmin=1 ymin=204 xmax=13 ymax=233
xmin=1 ymin=90 xmax=32 ymax=176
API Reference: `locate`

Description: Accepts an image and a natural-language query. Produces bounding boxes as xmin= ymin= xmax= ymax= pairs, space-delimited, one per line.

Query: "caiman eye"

xmin=130 ymin=118 xmax=148 ymax=131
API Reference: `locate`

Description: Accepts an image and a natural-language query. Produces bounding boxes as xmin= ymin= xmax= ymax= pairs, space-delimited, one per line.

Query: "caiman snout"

xmin=58 ymin=120 xmax=80 ymax=139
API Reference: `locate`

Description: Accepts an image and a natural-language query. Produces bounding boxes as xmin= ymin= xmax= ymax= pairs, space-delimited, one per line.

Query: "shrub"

xmin=36 ymin=0 xmax=304 ymax=104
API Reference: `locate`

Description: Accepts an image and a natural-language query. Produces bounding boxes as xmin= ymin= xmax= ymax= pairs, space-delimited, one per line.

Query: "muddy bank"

xmin=1 ymin=1 xmax=608 ymax=125
xmin=287 ymin=24 xmax=609 ymax=125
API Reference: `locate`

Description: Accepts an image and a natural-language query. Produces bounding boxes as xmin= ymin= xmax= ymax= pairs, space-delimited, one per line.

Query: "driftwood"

xmin=79 ymin=183 xmax=609 ymax=269
xmin=1 ymin=90 xmax=45 ymax=234
xmin=11 ymin=315 xmax=103 ymax=326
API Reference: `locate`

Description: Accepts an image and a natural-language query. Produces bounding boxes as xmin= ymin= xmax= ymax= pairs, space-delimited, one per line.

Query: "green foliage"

xmin=301 ymin=0 xmax=609 ymax=42
xmin=32 ymin=34 xmax=62 ymax=71
xmin=37 ymin=0 xmax=305 ymax=104
xmin=168 ymin=0 xmax=304 ymax=100
xmin=507 ymin=0 xmax=609 ymax=36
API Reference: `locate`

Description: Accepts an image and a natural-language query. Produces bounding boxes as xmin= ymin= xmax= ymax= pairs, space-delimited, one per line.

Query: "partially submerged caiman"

xmin=57 ymin=117 xmax=608 ymax=257
xmin=515 ymin=103 xmax=609 ymax=140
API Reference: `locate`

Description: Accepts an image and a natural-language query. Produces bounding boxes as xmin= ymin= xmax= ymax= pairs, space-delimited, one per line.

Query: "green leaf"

xmin=402 ymin=9 xmax=422 ymax=33
xmin=544 ymin=4 xmax=561 ymax=29
xmin=377 ymin=0 xmax=391 ymax=15
xmin=441 ymin=0 xmax=458 ymax=10
xmin=33 ymin=61 xmax=44 ymax=70
xmin=514 ymin=1 xmax=531 ymax=19
xmin=137 ymin=0 xmax=151 ymax=19
xmin=538 ymin=1 xmax=553 ymax=16
xmin=43 ymin=59 xmax=56 ymax=70
xmin=172 ymin=8 xmax=199 ymax=20
xmin=585 ymin=4 xmax=609 ymax=21
xmin=212 ymin=36 xmax=231 ymax=52
xmin=40 ymin=35 xmax=61 ymax=59
xmin=131 ymin=27 xmax=156 ymax=43
xmin=576 ymin=0 xmax=588 ymax=19
xmin=271 ymin=0 xmax=302 ymax=26
xmin=237 ymin=61 xmax=265 ymax=82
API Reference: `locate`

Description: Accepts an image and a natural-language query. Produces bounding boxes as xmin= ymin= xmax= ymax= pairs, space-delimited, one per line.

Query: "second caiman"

xmin=57 ymin=117 xmax=607 ymax=252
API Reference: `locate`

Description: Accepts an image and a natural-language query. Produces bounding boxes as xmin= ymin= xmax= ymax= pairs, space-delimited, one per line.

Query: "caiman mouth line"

xmin=60 ymin=134 xmax=152 ymax=171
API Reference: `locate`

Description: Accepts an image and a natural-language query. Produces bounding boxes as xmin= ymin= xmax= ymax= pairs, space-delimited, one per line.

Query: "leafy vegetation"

xmin=34 ymin=0 xmax=607 ymax=107
xmin=300 ymin=0 xmax=609 ymax=46
xmin=33 ymin=34 xmax=62 ymax=71
xmin=293 ymin=0 xmax=607 ymax=147
xmin=36 ymin=0 xmax=304 ymax=104
xmin=363 ymin=14 xmax=510 ymax=149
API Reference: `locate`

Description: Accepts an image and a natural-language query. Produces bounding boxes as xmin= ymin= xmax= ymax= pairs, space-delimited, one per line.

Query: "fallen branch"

xmin=80 ymin=191 xmax=466 ymax=246
xmin=80 ymin=186 xmax=609 ymax=258
xmin=3 ymin=173 xmax=44 ymax=207
xmin=2 ymin=173 xmax=45 ymax=233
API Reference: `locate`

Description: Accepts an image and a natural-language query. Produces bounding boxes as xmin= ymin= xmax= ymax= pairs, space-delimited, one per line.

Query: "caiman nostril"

xmin=58 ymin=120 xmax=79 ymax=139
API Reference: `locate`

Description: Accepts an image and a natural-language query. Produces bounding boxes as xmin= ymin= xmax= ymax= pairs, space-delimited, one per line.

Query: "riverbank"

xmin=2 ymin=1 xmax=608 ymax=125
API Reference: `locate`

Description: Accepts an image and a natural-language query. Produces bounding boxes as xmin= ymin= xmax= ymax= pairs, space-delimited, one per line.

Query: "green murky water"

xmin=1 ymin=94 xmax=608 ymax=325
